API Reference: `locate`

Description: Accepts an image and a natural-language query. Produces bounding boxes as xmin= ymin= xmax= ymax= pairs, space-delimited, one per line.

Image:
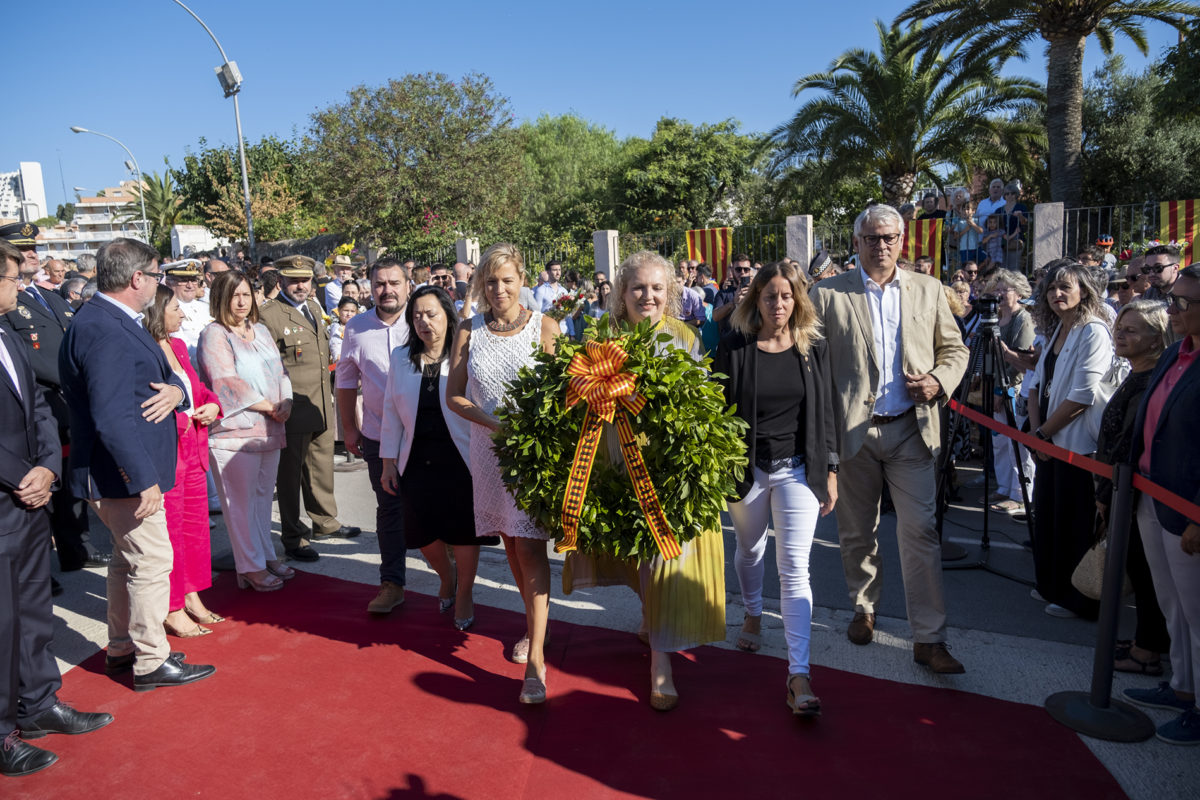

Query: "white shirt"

xmin=324 ymin=278 xmax=345 ymax=314
xmin=533 ymin=282 xmax=568 ymax=312
xmin=861 ymin=268 xmax=911 ymax=417
xmin=95 ymin=291 xmax=143 ymax=322
xmin=976 ymin=196 xmax=1006 ymax=220
xmin=176 ymin=297 xmax=213 ymax=365
xmin=334 ymin=308 xmax=410 ymax=441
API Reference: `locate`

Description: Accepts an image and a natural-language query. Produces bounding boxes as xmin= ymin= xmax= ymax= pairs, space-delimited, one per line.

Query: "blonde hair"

xmin=610 ymin=250 xmax=681 ymax=325
xmin=944 ymin=285 xmax=966 ymax=318
xmin=978 ymin=268 xmax=1031 ymax=299
xmin=730 ymin=260 xmax=819 ymax=354
xmin=471 ymin=243 xmax=525 ymax=314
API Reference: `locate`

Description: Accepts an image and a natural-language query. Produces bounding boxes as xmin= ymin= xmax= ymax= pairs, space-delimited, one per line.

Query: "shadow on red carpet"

xmin=17 ymin=572 xmax=1126 ymax=799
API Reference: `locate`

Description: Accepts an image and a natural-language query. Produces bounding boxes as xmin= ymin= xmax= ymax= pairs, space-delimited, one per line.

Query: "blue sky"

xmin=5 ymin=0 xmax=1183 ymax=215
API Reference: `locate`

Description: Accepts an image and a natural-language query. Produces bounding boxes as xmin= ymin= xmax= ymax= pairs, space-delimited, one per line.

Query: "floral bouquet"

xmin=545 ymin=288 xmax=588 ymax=321
xmin=493 ymin=316 xmax=747 ymax=561
xmin=1119 ymin=239 xmax=1190 ymax=261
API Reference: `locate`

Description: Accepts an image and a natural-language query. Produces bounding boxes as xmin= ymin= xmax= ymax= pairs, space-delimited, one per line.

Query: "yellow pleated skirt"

xmin=563 ymin=528 xmax=726 ymax=652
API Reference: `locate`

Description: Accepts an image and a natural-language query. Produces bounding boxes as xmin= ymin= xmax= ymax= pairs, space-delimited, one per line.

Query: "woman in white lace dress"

xmin=447 ymin=243 xmax=560 ymax=704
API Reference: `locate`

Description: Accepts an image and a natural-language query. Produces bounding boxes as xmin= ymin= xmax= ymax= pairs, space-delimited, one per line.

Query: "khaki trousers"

xmin=277 ymin=426 xmax=339 ymax=550
xmin=835 ymin=412 xmax=948 ymax=643
xmin=91 ymin=499 xmax=172 ymax=675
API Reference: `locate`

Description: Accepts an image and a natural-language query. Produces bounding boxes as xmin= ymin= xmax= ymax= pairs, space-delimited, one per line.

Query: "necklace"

xmin=486 ymin=306 xmax=528 ymax=332
xmin=421 ymin=356 xmax=444 ymax=390
xmin=234 ymin=321 xmax=254 ymax=341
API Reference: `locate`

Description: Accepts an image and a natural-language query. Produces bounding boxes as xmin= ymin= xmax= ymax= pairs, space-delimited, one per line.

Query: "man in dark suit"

xmin=0 ymin=222 xmax=99 ymax=574
xmin=59 ymin=238 xmax=215 ymax=692
xmin=259 ymin=255 xmax=359 ymax=563
xmin=0 ymin=241 xmax=113 ymax=777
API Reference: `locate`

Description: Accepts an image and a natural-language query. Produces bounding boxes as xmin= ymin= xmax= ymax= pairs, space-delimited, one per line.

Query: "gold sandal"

xmin=787 ymin=675 xmax=821 ymax=717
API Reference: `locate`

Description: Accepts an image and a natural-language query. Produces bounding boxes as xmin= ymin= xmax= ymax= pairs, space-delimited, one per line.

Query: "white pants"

xmin=1138 ymin=495 xmax=1200 ymax=700
xmin=210 ymin=448 xmax=282 ymax=574
xmin=728 ymin=464 xmax=820 ymax=676
xmin=992 ymin=399 xmax=1034 ymax=502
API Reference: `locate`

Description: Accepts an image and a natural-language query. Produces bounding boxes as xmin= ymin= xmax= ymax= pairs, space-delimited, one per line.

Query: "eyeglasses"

xmin=1142 ymin=263 xmax=1177 ymax=275
xmin=430 ymin=274 xmax=453 ymax=283
xmin=861 ymin=233 xmax=901 ymax=246
xmin=735 ymin=267 xmax=753 ymax=274
xmin=140 ymin=270 xmax=166 ymax=284
xmin=0 ymin=274 xmax=20 ymax=285
xmin=1167 ymin=292 xmax=1197 ymax=312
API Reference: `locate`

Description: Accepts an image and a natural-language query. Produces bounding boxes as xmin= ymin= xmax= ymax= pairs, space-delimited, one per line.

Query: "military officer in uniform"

xmin=0 ymin=223 xmax=100 ymax=574
xmin=163 ymin=260 xmax=211 ymax=364
xmin=258 ymin=255 xmax=359 ymax=562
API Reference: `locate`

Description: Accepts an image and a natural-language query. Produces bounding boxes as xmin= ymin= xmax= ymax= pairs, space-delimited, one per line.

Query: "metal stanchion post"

xmin=1044 ymin=462 xmax=1155 ymax=741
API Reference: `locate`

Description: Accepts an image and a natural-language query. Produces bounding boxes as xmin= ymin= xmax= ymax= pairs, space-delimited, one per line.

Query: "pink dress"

xmin=163 ymin=337 xmax=221 ymax=609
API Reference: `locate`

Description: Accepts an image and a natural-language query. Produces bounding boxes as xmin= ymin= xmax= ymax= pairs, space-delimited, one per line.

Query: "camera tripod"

xmin=935 ymin=310 xmax=1035 ymax=584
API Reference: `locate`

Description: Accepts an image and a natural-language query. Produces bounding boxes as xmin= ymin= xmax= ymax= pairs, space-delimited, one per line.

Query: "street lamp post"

xmin=69 ymin=126 xmax=149 ymax=244
xmin=172 ymin=0 xmax=255 ymax=262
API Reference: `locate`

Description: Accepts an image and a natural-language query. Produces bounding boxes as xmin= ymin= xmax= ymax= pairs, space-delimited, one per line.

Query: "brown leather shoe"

xmin=367 ymin=581 xmax=405 ymax=614
xmin=913 ymin=642 xmax=965 ymax=674
xmin=847 ymin=612 xmax=876 ymax=645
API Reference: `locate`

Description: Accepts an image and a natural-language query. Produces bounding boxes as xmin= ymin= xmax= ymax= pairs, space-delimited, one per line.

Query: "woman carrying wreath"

xmin=447 ymin=243 xmax=560 ymax=705
xmin=562 ymin=250 xmax=727 ymax=712
xmin=714 ymin=261 xmax=839 ymax=717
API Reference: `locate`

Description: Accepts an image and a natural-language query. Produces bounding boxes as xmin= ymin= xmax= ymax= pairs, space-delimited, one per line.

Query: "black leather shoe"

xmin=311 ymin=525 xmax=361 ymax=540
xmin=85 ymin=552 xmax=113 ymax=567
xmin=106 ymin=650 xmax=182 ymax=675
xmin=20 ymin=703 xmax=113 ymax=739
xmin=133 ymin=653 xmax=215 ymax=692
xmin=50 ymin=577 xmax=63 ymax=597
xmin=0 ymin=732 xmax=57 ymax=777
xmin=285 ymin=545 xmax=320 ymax=562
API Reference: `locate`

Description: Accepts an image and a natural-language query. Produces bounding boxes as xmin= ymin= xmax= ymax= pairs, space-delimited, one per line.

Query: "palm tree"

xmin=897 ymin=0 xmax=1198 ymax=207
xmin=117 ymin=169 xmax=184 ymax=255
xmin=772 ymin=21 xmax=1045 ymax=208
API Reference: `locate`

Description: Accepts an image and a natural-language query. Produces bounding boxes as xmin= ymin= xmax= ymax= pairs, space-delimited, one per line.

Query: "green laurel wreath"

xmin=493 ymin=316 xmax=748 ymax=561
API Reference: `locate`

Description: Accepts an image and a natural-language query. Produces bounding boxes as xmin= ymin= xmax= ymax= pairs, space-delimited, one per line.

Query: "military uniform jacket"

xmin=0 ymin=287 xmax=75 ymax=433
xmin=258 ymin=296 xmax=333 ymax=434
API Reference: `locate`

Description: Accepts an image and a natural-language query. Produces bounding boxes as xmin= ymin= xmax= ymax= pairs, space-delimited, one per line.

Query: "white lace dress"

xmin=465 ymin=311 xmax=548 ymax=540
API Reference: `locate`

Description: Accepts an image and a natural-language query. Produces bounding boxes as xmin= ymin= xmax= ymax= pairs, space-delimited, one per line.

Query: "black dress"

xmin=398 ymin=369 xmax=485 ymax=549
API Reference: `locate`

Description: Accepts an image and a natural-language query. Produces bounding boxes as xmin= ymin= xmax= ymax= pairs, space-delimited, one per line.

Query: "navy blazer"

xmin=0 ymin=331 xmax=61 ymax=535
xmin=1129 ymin=340 xmax=1200 ymax=535
xmin=59 ymin=296 xmax=187 ymax=499
xmin=714 ymin=330 xmax=840 ymax=503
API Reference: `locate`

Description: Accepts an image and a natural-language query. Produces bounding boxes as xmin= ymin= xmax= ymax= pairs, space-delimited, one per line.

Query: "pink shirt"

xmin=1138 ymin=336 xmax=1199 ymax=474
xmin=335 ymin=308 xmax=409 ymax=441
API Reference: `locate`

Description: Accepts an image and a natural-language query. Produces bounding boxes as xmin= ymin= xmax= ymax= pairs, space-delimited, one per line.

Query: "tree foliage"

xmin=772 ymin=20 xmax=1045 ymax=207
xmin=1082 ymin=56 xmax=1200 ymax=204
xmin=305 ymin=72 xmax=523 ymax=254
xmin=55 ymin=203 xmax=75 ymax=224
xmin=1155 ymin=18 xmax=1200 ymax=115
xmin=897 ymin=0 xmax=1200 ymax=206
xmin=612 ymin=118 xmax=761 ymax=230
xmin=173 ymin=135 xmax=321 ymax=244
xmin=117 ymin=169 xmax=186 ymax=256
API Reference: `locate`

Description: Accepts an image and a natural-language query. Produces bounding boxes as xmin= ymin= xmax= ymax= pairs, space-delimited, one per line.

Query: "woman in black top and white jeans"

xmin=715 ymin=261 xmax=840 ymax=717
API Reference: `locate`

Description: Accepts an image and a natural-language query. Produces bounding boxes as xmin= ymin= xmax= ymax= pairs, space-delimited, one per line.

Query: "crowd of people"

xmin=1 ymin=189 xmax=1198 ymax=777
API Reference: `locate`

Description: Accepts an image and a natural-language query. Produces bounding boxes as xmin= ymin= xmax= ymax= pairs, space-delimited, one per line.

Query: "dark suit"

xmin=0 ymin=330 xmax=63 ymax=732
xmin=0 ymin=285 xmax=88 ymax=570
xmin=59 ymin=294 xmax=187 ymax=674
xmin=258 ymin=295 xmax=340 ymax=548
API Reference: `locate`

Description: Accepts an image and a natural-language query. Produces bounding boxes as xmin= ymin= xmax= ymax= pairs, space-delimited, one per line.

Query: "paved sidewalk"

xmin=48 ymin=461 xmax=1198 ymax=798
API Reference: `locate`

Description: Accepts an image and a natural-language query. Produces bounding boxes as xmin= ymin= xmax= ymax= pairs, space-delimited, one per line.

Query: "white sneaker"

xmin=1044 ymin=603 xmax=1078 ymax=619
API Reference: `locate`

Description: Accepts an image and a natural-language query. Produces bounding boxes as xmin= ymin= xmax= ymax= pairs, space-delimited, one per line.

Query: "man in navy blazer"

xmin=59 ymin=238 xmax=214 ymax=692
xmin=0 ymin=242 xmax=112 ymax=777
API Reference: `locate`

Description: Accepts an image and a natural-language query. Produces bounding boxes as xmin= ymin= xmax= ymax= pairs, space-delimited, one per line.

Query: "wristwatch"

xmin=1034 ymin=428 xmax=1050 ymax=442
xmin=827 ymin=463 xmax=839 ymax=474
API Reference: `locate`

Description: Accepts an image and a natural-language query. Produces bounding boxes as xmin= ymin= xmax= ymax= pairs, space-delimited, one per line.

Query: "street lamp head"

xmin=69 ymin=126 xmax=87 ymax=133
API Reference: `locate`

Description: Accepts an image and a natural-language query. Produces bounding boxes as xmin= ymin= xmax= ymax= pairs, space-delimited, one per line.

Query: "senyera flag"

xmin=686 ymin=227 xmax=733 ymax=285
xmin=902 ymin=218 xmax=944 ymax=279
xmin=1159 ymin=200 xmax=1198 ymax=265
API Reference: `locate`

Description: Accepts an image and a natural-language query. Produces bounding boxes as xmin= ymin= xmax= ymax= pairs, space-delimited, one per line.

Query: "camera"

xmin=974 ymin=294 xmax=1000 ymax=325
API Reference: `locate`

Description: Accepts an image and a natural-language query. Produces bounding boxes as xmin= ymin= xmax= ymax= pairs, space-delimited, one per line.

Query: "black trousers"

xmin=49 ymin=485 xmax=89 ymax=571
xmin=0 ymin=509 xmax=61 ymax=732
xmin=1033 ymin=458 xmax=1100 ymax=619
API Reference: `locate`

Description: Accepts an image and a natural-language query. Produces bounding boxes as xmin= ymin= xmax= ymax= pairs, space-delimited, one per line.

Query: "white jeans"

xmin=1138 ymin=495 xmax=1200 ymax=701
xmin=210 ymin=448 xmax=282 ymax=573
xmin=992 ymin=398 xmax=1035 ymax=502
xmin=728 ymin=464 xmax=820 ymax=676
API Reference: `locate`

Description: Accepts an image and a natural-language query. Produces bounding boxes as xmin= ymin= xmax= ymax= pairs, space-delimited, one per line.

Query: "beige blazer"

xmin=809 ymin=268 xmax=968 ymax=461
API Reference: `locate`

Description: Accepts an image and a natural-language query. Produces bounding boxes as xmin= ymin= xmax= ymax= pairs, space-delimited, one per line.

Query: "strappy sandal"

xmin=787 ymin=675 xmax=821 ymax=717
xmin=1114 ymin=645 xmax=1163 ymax=676
xmin=186 ymin=608 xmax=225 ymax=625
xmin=736 ymin=615 xmax=762 ymax=653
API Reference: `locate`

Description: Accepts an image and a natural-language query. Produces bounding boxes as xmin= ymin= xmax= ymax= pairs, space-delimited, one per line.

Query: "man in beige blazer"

xmin=809 ymin=204 xmax=969 ymax=674
xmin=259 ymin=255 xmax=359 ymax=562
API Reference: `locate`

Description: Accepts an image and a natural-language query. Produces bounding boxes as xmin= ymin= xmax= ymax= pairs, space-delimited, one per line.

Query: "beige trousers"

xmin=835 ymin=413 xmax=948 ymax=643
xmin=91 ymin=499 xmax=173 ymax=675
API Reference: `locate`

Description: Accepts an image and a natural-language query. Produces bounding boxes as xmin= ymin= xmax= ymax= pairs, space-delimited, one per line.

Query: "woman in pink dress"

xmin=143 ymin=285 xmax=224 ymax=636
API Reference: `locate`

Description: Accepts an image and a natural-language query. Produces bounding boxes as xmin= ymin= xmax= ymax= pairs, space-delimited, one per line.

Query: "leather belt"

xmin=755 ymin=455 xmax=805 ymax=473
xmin=871 ymin=407 xmax=914 ymax=426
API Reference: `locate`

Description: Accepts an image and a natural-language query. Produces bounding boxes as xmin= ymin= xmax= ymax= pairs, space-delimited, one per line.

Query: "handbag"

xmin=1071 ymin=517 xmax=1133 ymax=601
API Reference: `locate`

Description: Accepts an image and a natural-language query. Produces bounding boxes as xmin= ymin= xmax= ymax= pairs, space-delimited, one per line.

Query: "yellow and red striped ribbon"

xmin=1160 ymin=200 xmax=1198 ymax=265
xmin=558 ymin=340 xmax=681 ymax=560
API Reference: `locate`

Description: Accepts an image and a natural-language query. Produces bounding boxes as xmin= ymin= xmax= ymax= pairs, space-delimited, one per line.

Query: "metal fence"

xmin=1062 ymin=203 xmax=1162 ymax=258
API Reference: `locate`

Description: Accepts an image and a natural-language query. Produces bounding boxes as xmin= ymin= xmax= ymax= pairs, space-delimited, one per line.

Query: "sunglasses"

xmin=1167 ymin=292 xmax=1197 ymax=312
xmin=861 ymin=233 xmax=901 ymax=246
xmin=1141 ymin=263 xmax=1176 ymax=275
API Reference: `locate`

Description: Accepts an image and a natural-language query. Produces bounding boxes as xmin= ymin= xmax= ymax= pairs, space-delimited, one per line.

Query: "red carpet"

xmin=17 ymin=572 xmax=1125 ymax=800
